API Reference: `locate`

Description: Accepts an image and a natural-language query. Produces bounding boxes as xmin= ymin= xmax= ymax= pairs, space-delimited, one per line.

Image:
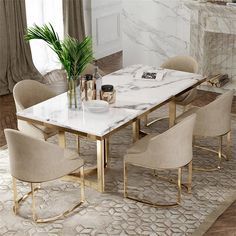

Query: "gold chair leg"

xmin=124 ymin=164 xmax=182 ymax=208
xmin=12 ymin=177 xmax=18 ymax=214
xmin=31 ymin=183 xmax=37 ymax=222
xmin=124 ymin=162 xmax=127 ymax=198
xmin=177 ymin=168 xmax=182 ymax=204
xmin=226 ymin=131 xmax=231 ymax=161
xmin=194 ymin=135 xmax=228 ymax=171
xmin=188 ymin=161 xmax=192 ymax=194
xmin=217 ymin=136 xmax=222 ymax=169
xmin=12 ymin=177 xmax=84 ymax=223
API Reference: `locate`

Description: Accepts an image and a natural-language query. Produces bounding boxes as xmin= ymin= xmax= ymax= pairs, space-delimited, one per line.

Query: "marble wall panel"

xmin=122 ymin=0 xmax=190 ymax=67
xmin=122 ymin=0 xmax=236 ymax=90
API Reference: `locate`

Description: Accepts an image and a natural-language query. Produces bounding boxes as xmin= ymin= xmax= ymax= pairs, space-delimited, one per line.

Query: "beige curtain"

xmin=0 ymin=0 xmax=43 ymax=96
xmin=63 ymin=0 xmax=85 ymax=42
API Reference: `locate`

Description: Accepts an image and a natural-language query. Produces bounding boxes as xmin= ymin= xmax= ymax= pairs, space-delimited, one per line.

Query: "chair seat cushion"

xmin=175 ymin=107 xmax=199 ymax=123
xmin=127 ymin=133 xmax=158 ymax=154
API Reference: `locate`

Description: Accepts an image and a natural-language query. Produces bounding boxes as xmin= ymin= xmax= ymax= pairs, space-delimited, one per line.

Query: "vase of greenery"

xmin=25 ymin=24 xmax=93 ymax=109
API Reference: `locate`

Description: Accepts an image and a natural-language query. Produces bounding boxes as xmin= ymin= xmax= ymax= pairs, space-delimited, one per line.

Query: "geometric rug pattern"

xmin=0 ymin=107 xmax=236 ymax=236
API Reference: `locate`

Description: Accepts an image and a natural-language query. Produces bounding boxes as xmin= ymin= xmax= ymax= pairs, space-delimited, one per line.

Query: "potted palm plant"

xmin=25 ymin=23 xmax=93 ymax=109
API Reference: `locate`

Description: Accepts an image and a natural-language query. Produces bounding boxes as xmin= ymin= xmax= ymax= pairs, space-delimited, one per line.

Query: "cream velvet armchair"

xmin=161 ymin=55 xmax=198 ymax=107
xmin=176 ymin=90 xmax=234 ymax=171
xmin=4 ymin=129 xmax=85 ymax=223
xmin=146 ymin=55 xmax=198 ymax=126
xmin=13 ymin=80 xmax=58 ymax=140
xmin=124 ymin=114 xmax=196 ymax=207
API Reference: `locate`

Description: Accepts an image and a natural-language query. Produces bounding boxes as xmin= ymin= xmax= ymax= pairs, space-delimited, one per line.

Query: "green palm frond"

xmin=25 ymin=23 xmax=93 ymax=79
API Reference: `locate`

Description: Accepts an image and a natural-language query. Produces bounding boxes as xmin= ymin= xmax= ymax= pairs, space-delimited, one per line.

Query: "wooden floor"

xmin=0 ymin=51 xmax=236 ymax=235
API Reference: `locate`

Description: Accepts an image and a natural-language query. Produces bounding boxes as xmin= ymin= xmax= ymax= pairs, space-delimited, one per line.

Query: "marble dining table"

xmin=17 ymin=64 xmax=205 ymax=192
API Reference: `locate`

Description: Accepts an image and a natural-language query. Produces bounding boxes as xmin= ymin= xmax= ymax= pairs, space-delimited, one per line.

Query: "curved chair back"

xmin=161 ymin=55 xmax=198 ymax=73
xmin=4 ymin=129 xmax=79 ymax=183
xmin=13 ymin=80 xmax=56 ymax=111
xmin=194 ymin=90 xmax=234 ymax=137
xmin=147 ymin=114 xmax=196 ymax=169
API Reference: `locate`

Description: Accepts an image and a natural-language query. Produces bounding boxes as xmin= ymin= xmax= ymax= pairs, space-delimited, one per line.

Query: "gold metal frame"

xmin=17 ymin=78 xmax=206 ymax=193
xmin=144 ymin=78 xmax=206 ymax=128
xmin=12 ymin=166 xmax=85 ymax=223
xmin=193 ymin=132 xmax=231 ymax=171
xmin=123 ymin=161 xmax=192 ymax=207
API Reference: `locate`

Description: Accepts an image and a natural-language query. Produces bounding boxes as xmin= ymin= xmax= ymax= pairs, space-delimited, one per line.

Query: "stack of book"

xmin=207 ymin=74 xmax=230 ymax=87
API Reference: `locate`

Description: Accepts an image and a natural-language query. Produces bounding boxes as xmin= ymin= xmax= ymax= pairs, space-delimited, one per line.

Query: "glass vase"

xmin=67 ymin=77 xmax=82 ymax=109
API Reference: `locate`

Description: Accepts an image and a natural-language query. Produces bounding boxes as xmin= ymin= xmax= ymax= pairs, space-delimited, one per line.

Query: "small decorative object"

xmin=207 ymin=74 xmax=229 ymax=87
xmin=101 ymin=85 xmax=116 ymax=104
xmin=85 ymin=100 xmax=109 ymax=113
xmin=80 ymin=74 xmax=96 ymax=101
xmin=142 ymin=72 xmax=157 ymax=80
xmin=93 ymin=60 xmax=103 ymax=100
xmin=137 ymin=70 xmax=167 ymax=81
xmin=25 ymin=24 xmax=93 ymax=109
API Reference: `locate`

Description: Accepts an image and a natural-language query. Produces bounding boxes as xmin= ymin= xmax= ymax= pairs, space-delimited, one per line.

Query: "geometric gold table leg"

xmin=77 ymin=135 xmax=80 ymax=154
xmin=58 ymin=131 xmax=66 ymax=148
xmin=104 ymin=138 xmax=109 ymax=167
xmin=144 ymin=115 xmax=148 ymax=127
xmin=132 ymin=120 xmax=140 ymax=143
xmin=80 ymin=166 xmax=85 ymax=202
xmin=97 ymin=139 xmax=105 ymax=192
xmin=169 ymin=100 xmax=176 ymax=128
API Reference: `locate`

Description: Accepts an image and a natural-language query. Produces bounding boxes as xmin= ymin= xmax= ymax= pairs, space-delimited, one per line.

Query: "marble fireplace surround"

xmin=184 ymin=1 xmax=236 ymax=93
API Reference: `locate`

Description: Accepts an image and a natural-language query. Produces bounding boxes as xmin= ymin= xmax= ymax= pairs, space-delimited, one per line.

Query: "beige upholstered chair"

xmin=4 ymin=129 xmax=85 ymax=223
xmin=13 ymin=80 xmax=58 ymax=140
xmin=124 ymin=114 xmax=196 ymax=207
xmin=162 ymin=56 xmax=198 ymax=104
xmin=146 ymin=55 xmax=198 ymax=126
xmin=176 ymin=90 xmax=234 ymax=171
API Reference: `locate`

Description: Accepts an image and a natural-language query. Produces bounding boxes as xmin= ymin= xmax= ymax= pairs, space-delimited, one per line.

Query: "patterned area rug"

xmin=0 ymin=106 xmax=236 ymax=236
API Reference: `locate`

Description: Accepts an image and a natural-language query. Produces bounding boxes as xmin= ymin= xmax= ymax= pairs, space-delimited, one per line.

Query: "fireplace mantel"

xmin=184 ymin=1 xmax=236 ymax=93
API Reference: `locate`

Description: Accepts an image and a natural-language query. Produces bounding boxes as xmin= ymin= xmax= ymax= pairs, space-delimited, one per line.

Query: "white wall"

xmin=84 ymin=0 xmax=122 ymax=59
xmin=122 ymin=0 xmax=191 ymax=67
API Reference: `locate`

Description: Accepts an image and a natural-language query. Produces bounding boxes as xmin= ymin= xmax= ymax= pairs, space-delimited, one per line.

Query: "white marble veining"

xmin=122 ymin=0 xmax=190 ymax=67
xmin=17 ymin=65 xmax=203 ymax=137
xmin=185 ymin=1 xmax=236 ymax=80
xmin=122 ymin=0 xmax=236 ymax=93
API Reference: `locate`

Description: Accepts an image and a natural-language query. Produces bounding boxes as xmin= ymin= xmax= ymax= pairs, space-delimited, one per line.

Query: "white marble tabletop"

xmin=17 ymin=65 xmax=204 ymax=138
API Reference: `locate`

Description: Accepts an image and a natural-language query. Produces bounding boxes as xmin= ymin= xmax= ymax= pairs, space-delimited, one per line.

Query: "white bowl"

xmin=84 ymin=100 xmax=109 ymax=113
